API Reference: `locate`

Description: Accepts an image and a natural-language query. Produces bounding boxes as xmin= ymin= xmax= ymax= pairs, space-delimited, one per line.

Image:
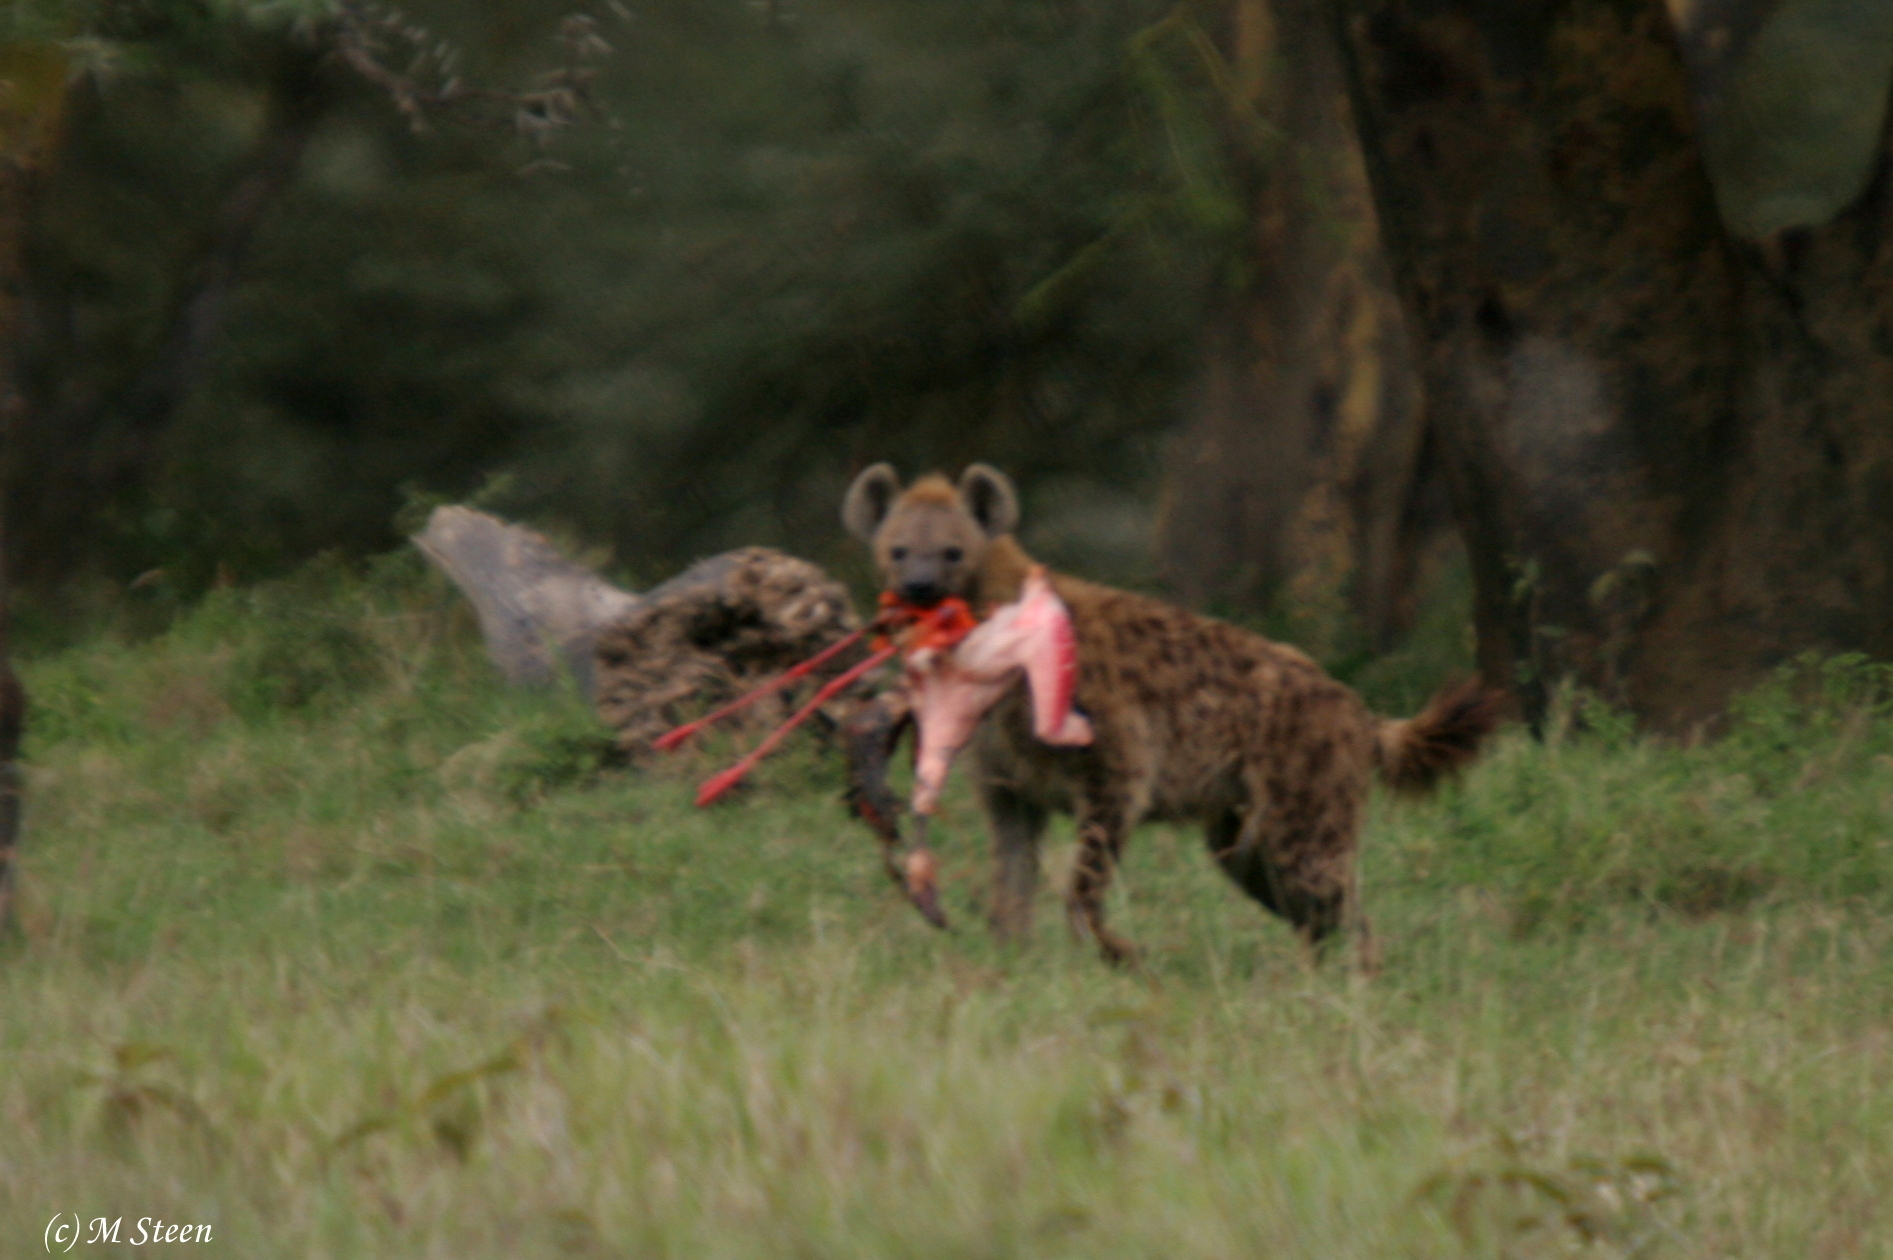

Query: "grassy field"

xmin=3 ymin=555 xmax=1891 ymax=1258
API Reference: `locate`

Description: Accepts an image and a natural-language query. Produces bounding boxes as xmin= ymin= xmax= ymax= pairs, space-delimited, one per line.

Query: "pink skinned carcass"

xmin=905 ymin=567 xmax=1093 ymax=816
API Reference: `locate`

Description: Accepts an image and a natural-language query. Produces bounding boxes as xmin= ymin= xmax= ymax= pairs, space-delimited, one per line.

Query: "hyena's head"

xmin=842 ymin=463 xmax=1019 ymax=608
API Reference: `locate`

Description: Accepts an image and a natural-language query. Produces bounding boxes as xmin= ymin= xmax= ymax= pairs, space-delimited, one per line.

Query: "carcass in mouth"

xmin=905 ymin=566 xmax=1092 ymax=816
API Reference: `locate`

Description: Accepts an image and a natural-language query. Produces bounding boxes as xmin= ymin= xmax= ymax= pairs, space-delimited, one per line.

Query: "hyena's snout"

xmin=889 ymin=548 xmax=961 ymax=608
xmin=897 ymin=575 xmax=949 ymax=607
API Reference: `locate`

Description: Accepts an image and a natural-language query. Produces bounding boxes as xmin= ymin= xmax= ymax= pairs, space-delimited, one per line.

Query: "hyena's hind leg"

xmin=1204 ymin=795 xmax=1368 ymax=963
xmin=980 ymin=780 xmax=1047 ymax=942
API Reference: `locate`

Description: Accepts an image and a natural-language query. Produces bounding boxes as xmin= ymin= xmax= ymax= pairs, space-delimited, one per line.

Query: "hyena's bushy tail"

xmin=1375 ymin=678 xmax=1506 ymax=795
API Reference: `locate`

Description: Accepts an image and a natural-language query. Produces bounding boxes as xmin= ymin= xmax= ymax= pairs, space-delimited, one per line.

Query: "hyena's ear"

xmin=958 ymin=464 xmax=1019 ymax=538
xmin=843 ymin=463 xmax=902 ymax=542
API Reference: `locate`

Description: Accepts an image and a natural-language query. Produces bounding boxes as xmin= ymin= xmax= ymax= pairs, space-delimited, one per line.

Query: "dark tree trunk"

xmin=8 ymin=47 xmax=327 ymax=590
xmin=1331 ymin=0 xmax=1893 ymax=731
xmin=0 ymin=42 xmax=63 ymax=930
xmin=1159 ymin=0 xmax=1450 ymax=659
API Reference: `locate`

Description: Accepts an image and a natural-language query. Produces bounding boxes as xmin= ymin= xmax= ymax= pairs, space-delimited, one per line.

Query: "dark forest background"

xmin=4 ymin=0 xmax=1893 ymax=732
xmin=5 ymin=2 xmax=1263 ymax=588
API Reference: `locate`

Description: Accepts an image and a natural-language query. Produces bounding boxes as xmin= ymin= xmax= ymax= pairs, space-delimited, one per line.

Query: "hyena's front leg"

xmin=980 ymin=780 xmax=1046 ymax=942
xmin=842 ymin=690 xmax=911 ymax=851
xmin=1066 ymin=799 xmax=1138 ymax=967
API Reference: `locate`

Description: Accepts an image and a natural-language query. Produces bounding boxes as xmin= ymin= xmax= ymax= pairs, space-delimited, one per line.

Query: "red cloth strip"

xmin=654 ymin=625 xmax=868 ymax=752
xmin=694 ymin=642 xmax=901 ymax=806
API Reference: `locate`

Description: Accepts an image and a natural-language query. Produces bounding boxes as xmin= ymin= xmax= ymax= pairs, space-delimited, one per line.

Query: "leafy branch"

xmin=331 ymin=0 xmax=617 ymax=153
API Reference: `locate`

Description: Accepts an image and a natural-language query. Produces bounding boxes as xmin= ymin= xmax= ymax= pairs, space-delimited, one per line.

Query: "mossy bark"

xmin=1333 ymin=0 xmax=1893 ymax=731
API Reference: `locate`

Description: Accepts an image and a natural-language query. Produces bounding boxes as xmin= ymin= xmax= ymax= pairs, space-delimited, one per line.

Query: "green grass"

xmin=3 ymin=555 xmax=1892 ymax=1257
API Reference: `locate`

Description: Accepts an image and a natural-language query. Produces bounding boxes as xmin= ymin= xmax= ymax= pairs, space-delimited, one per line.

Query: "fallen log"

xmin=413 ymin=505 xmax=639 ymax=695
xmin=416 ymin=505 xmax=952 ymax=927
xmin=591 ymin=547 xmax=867 ymax=753
xmin=411 ymin=506 xmax=869 ymax=753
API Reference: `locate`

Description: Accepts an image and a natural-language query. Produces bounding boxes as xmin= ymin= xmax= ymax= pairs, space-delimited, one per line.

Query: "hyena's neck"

xmin=970 ymin=536 xmax=1036 ymax=610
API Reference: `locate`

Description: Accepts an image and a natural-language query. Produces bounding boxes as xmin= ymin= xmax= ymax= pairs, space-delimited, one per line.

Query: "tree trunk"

xmin=1332 ymin=0 xmax=1893 ymax=731
xmin=0 ymin=38 xmax=65 ymax=929
xmin=1159 ymin=0 xmax=1449 ymax=659
xmin=8 ymin=46 xmax=327 ymax=590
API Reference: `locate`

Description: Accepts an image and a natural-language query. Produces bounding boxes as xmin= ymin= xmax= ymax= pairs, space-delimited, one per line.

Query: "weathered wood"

xmin=412 ymin=506 xmax=868 ymax=754
xmin=592 ymin=547 xmax=864 ymax=753
xmin=413 ymin=505 xmax=639 ymax=693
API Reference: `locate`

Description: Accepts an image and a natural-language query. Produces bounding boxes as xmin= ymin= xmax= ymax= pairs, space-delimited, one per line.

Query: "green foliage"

xmin=1702 ymin=0 xmax=1893 ymax=239
xmin=491 ymin=698 xmax=623 ymax=804
xmin=1414 ymin=1145 xmax=1682 ymax=1258
xmin=23 ymin=0 xmax=1238 ymax=598
xmin=1721 ymin=651 xmax=1893 ymax=790
xmin=3 ymin=560 xmax=1893 ymax=1254
xmin=1329 ymin=550 xmax=1479 ymax=717
xmin=0 ymin=1 xmax=82 ymax=41
xmin=1391 ymin=656 xmax=1893 ymax=943
xmin=218 ymin=561 xmax=384 ymax=718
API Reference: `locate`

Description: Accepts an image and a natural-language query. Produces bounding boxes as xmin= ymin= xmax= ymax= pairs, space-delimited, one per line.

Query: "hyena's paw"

xmin=1063 ymin=895 xmax=1091 ymax=945
xmin=1094 ymin=929 xmax=1141 ymax=969
xmin=987 ymin=913 xmax=1031 ymax=947
xmin=986 ymin=889 xmax=1037 ymax=945
xmin=1065 ymin=897 xmax=1139 ymax=967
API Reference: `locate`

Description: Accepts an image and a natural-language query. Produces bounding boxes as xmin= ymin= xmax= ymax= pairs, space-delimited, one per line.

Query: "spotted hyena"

xmin=842 ymin=463 xmax=1502 ymax=966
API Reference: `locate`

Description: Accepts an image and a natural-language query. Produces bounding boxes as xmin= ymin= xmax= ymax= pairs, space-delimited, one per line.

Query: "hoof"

xmin=902 ymin=847 xmax=950 ymax=930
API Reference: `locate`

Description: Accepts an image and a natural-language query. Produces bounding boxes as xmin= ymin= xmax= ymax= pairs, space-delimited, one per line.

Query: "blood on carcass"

xmin=906 ymin=567 xmax=1091 ymax=815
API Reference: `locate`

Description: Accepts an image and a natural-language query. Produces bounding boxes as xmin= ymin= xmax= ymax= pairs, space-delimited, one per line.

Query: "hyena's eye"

xmin=943 ymin=547 xmax=963 ymax=563
xmin=890 ymin=547 xmax=908 ymax=561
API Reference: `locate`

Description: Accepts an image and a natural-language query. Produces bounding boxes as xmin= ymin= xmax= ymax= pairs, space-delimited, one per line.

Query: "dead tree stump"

xmin=413 ymin=507 xmax=869 ymax=754
xmin=591 ymin=547 xmax=866 ymax=752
